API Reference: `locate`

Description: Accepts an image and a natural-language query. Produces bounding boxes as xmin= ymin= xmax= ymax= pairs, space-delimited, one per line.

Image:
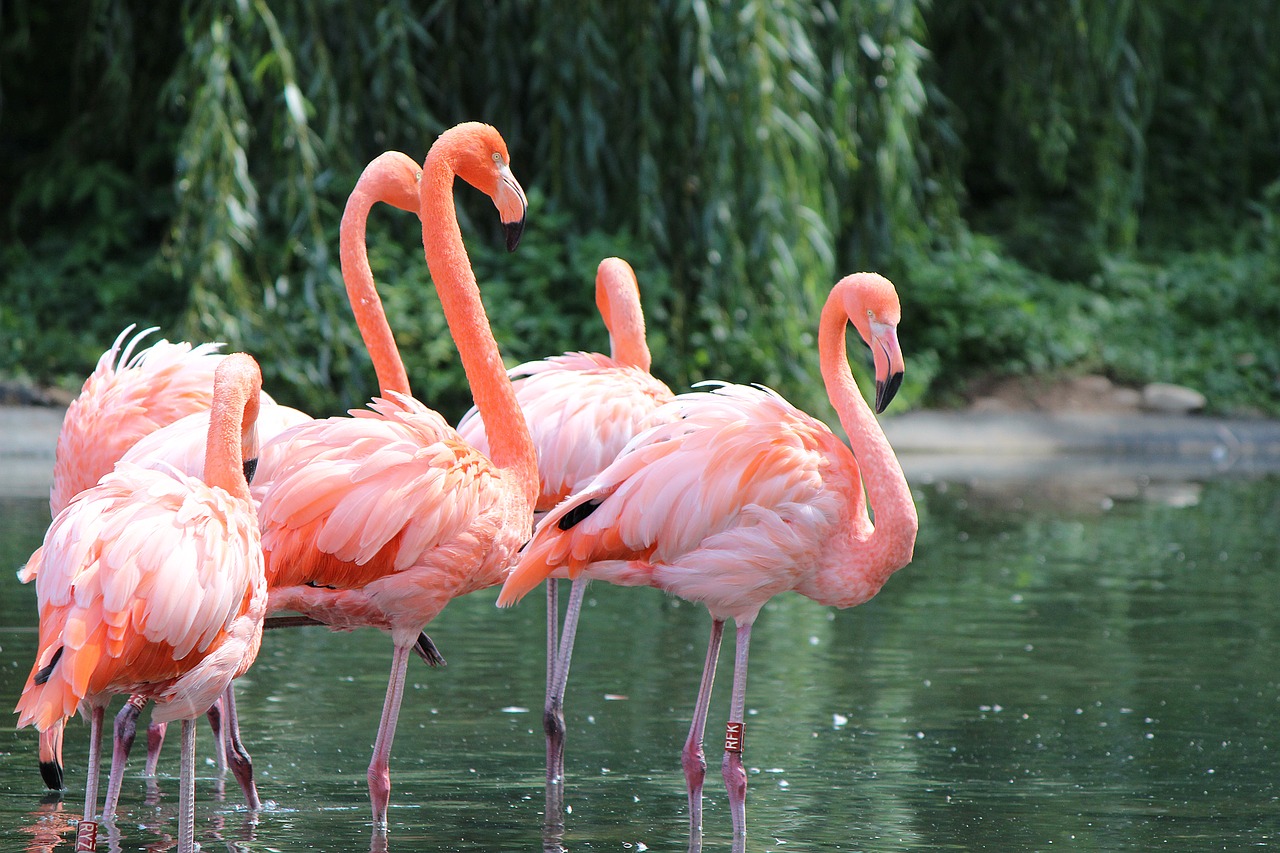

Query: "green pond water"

xmin=1 ymin=462 xmax=1278 ymax=851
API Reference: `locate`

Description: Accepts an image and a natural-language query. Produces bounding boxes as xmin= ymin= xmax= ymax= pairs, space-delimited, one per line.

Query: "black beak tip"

xmin=40 ymin=759 xmax=65 ymax=791
xmin=875 ymin=371 xmax=904 ymax=414
xmin=504 ymin=218 xmax=525 ymax=252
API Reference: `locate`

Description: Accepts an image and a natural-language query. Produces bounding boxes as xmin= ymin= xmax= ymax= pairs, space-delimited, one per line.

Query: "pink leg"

xmin=144 ymin=720 xmax=166 ymax=777
xmin=544 ymin=579 xmax=587 ymax=843
xmin=103 ymin=695 xmax=147 ymax=820
xmin=542 ymin=573 xmax=558 ymax=773
xmin=83 ymin=704 xmax=105 ymax=821
xmin=75 ymin=703 xmax=106 ymax=853
xmin=367 ymin=642 xmax=412 ymax=829
xmin=682 ymin=619 xmax=724 ymax=853
xmin=177 ymin=718 xmax=197 ymax=853
xmin=205 ymin=695 xmax=227 ymax=773
xmin=220 ymin=684 xmax=261 ymax=810
xmin=721 ymin=623 xmax=753 ymax=845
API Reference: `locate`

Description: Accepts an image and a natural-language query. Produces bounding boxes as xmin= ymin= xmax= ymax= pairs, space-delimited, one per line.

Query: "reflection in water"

xmin=17 ymin=800 xmax=74 ymax=853
xmin=2 ymin=473 xmax=1280 ymax=850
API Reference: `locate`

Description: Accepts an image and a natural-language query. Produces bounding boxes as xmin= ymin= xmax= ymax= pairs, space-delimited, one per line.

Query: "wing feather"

xmin=500 ymin=384 xmax=847 ymax=606
xmin=257 ymin=395 xmax=507 ymax=587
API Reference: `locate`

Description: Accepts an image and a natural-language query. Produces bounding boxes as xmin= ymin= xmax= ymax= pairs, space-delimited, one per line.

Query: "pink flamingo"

xmin=456 ymin=255 xmax=675 ymax=823
xmin=94 ymin=149 xmax=429 ymax=816
xmin=30 ymin=329 xmax=299 ymax=797
xmin=252 ymin=122 xmax=537 ymax=828
xmin=15 ymin=353 xmax=269 ymax=853
xmin=497 ymin=273 xmax=919 ymax=850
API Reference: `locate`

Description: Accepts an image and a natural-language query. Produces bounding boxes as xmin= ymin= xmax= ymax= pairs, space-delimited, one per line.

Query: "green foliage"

xmin=1093 ymin=250 xmax=1280 ymax=416
xmin=2 ymin=0 xmax=1278 ymax=420
xmin=894 ymin=232 xmax=1101 ymax=401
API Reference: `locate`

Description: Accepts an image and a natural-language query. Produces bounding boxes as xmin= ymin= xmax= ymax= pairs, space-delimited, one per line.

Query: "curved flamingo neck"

xmin=419 ymin=139 xmax=538 ymax=505
xmin=203 ymin=355 xmax=261 ymax=503
xmin=818 ymin=292 xmax=917 ymax=572
xmin=340 ymin=152 xmax=421 ymax=397
xmin=596 ymin=260 xmax=651 ymax=370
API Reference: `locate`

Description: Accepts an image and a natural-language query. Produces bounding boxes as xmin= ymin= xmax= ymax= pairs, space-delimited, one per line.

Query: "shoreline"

xmin=5 ymin=405 xmax=1280 ymax=500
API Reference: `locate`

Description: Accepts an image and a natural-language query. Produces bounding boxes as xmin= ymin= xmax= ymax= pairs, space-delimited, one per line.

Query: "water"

xmin=2 ymin=466 xmax=1278 ymax=851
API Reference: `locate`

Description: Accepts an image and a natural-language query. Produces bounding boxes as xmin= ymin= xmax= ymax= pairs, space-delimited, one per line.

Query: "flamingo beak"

xmin=241 ymin=423 xmax=261 ymax=484
xmin=495 ymin=163 xmax=528 ymax=252
xmin=870 ymin=321 xmax=905 ymax=414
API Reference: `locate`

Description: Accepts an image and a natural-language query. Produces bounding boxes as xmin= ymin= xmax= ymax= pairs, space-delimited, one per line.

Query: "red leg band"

xmin=76 ymin=820 xmax=98 ymax=851
xmin=724 ymin=721 xmax=745 ymax=754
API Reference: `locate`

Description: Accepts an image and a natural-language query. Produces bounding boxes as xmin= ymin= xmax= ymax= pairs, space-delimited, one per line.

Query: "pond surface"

xmin=1 ymin=463 xmax=1278 ymax=851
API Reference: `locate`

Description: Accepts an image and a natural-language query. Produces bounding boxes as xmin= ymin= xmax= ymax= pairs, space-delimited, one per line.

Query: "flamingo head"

xmin=594 ymin=257 xmax=651 ymax=369
xmin=840 ymin=273 xmax=905 ymax=413
xmin=443 ymin=122 xmax=528 ymax=252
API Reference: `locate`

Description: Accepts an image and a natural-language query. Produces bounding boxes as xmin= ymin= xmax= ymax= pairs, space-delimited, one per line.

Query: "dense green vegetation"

xmin=2 ymin=0 xmax=1277 ymax=419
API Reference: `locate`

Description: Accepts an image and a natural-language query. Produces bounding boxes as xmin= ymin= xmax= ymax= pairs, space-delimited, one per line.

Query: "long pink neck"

xmin=203 ymin=355 xmax=261 ymax=503
xmin=818 ymin=295 xmax=917 ymax=576
xmin=596 ymin=259 xmax=651 ymax=370
xmin=340 ymin=152 xmax=421 ymax=397
xmin=419 ymin=143 xmax=538 ymax=506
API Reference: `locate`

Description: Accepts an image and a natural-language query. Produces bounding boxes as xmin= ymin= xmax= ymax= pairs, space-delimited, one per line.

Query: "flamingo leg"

xmin=73 ymin=702 xmax=107 ymax=853
xmin=83 ymin=704 xmax=105 ymax=822
xmin=682 ymin=618 xmax=724 ymax=853
xmin=103 ymin=695 xmax=147 ymax=820
xmin=544 ymin=579 xmax=565 ymax=816
xmin=220 ymin=684 xmax=261 ymax=810
xmin=177 ymin=718 xmax=197 ymax=853
xmin=367 ymin=642 xmax=412 ymax=829
xmin=544 ymin=579 xmax=587 ymax=843
xmin=206 ymin=694 xmax=227 ymax=772
xmin=545 ymin=577 xmax=560 ymax=749
xmin=722 ymin=623 xmax=752 ymax=848
xmin=144 ymin=720 xmax=166 ymax=777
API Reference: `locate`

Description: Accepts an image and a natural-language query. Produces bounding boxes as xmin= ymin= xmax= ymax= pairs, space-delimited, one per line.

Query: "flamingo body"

xmin=19 ymin=464 xmax=266 ymax=728
xmin=256 ymin=394 xmax=521 ymax=639
xmin=15 ymin=354 xmax=267 ymax=851
xmin=504 ymin=382 xmax=885 ymax=619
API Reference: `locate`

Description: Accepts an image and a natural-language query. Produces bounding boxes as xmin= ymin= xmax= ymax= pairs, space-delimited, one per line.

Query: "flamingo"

xmin=496 ymin=272 xmax=919 ymax=850
xmin=251 ymin=121 xmax=538 ymax=828
xmin=29 ymin=328 xmax=300 ymax=798
xmin=455 ymin=255 xmax=675 ymax=826
xmin=93 ymin=149 xmax=432 ymax=817
xmin=14 ymin=353 xmax=269 ymax=853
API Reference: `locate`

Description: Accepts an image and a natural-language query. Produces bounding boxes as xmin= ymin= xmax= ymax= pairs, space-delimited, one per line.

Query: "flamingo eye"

xmin=492 ymin=152 xmax=503 ymax=165
xmin=867 ymin=309 xmax=875 ymax=319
